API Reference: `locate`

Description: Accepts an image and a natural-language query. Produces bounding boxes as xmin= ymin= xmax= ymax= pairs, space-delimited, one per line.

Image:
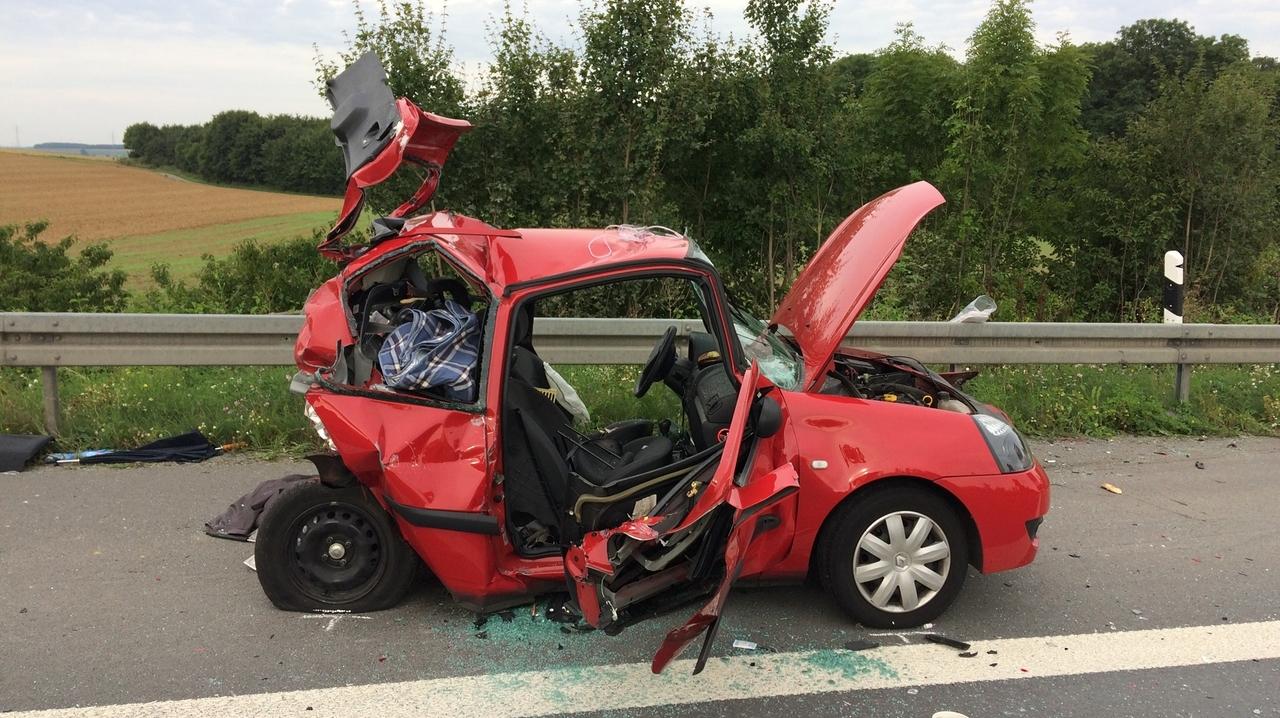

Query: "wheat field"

xmin=0 ymin=150 xmax=340 ymax=281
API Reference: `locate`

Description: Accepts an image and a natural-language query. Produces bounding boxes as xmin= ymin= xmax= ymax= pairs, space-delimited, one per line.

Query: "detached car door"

xmin=564 ymin=363 xmax=799 ymax=674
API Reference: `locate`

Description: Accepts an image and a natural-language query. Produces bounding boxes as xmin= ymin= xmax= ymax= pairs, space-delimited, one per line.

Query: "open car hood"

xmin=769 ymin=181 xmax=945 ymax=391
xmin=320 ymin=52 xmax=472 ymax=262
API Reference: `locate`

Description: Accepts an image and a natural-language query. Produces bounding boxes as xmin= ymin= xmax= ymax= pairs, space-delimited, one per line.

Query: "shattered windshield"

xmin=728 ymin=303 xmax=803 ymax=390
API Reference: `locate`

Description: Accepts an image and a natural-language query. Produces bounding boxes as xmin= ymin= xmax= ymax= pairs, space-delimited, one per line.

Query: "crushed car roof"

xmin=342 ymin=211 xmax=700 ymax=291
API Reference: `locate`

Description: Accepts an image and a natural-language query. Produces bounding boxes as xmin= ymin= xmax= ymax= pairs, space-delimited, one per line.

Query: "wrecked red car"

xmin=254 ymin=53 xmax=1050 ymax=673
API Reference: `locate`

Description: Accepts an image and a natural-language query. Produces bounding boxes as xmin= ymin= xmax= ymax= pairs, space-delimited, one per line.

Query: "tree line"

xmin=123 ymin=112 xmax=344 ymax=195
xmin=123 ymin=0 xmax=1280 ymax=323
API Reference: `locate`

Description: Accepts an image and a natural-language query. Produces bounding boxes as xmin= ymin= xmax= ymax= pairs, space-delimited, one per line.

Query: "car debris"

xmin=1100 ymin=482 xmax=1124 ymax=494
xmin=731 ymin=639 xmax=759 ymax=650
xmin=0 ymin=434 xmax=52 ymax=472
xmin=924 ymin=634 xmax=972 ymax=651
xmin=205 ymin=475 xmax=311 ymax=542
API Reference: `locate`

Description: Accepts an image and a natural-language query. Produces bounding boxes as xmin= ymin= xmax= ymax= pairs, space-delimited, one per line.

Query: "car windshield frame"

xmin=727 ymin=301 xmax=804 ymax=390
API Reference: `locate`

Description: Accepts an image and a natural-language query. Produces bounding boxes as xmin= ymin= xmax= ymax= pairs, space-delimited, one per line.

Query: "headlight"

xmin=304 ymin=403 xmax=337 ymax=451
xmin=973 ymin=413 xmax=1032 ymax=473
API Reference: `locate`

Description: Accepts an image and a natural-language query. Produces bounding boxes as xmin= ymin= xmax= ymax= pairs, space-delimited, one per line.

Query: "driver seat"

xmin=517 ymin=408 xmax=673 ymax=526
xmin=508 ymin=372 xmax=673 ymax=486
xmin=507 ymin=304 xmax=658 ymax=461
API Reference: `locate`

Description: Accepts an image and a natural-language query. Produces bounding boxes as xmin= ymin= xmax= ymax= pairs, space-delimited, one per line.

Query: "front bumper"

xmin=936 ymin=461 xmax=1051 ymax=573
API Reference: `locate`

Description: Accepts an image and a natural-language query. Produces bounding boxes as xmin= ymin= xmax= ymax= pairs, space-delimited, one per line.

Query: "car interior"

xmin=499 ymin=276 xmax=747 ymax=556
xmin=332 ymin=247 xmax=490 ymax=401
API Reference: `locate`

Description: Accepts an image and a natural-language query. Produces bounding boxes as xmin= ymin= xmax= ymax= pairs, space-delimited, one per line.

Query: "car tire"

xmin=255 ymin=478 xmax=420 ymax=613
xmin=821 ymin=487 xmax=968 ymax=628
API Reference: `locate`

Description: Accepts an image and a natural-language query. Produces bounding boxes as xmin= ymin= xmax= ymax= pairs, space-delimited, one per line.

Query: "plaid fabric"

xmin=377 ymin=300 xmax=481 ymax=402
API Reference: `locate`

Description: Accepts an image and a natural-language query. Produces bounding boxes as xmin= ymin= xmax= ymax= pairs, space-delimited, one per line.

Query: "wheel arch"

xmin=808 ymin=475 xmax=983 ymax=581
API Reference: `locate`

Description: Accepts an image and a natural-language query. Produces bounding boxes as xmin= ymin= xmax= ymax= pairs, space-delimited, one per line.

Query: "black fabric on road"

xmin=80 ymin=430 xmax=219 ymax=465
xmin=0 ymin=434 xmax=52 ymax=472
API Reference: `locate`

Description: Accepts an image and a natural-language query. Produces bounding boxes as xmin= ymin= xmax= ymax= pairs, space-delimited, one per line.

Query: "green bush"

xmin=135 ymin=233 xmax=337 ymax=314
xmin=0 ymin=222 xmax=128 ymax=312
xmin=123 ymin=113 xmax=344 ymax=195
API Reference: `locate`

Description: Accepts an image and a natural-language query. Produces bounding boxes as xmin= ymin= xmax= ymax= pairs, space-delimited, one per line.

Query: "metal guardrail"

xmin=4 ymin=312 xmax=1280 ymax=433
xmin=5 ymin=313 xmax=1280 ymax=366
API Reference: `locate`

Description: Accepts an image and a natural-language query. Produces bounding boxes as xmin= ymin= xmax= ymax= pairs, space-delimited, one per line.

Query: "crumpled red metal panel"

xmin=650 ymin=464 xmax=798 ymax=674
xmin=294 ymin=277 xmax=348 ymax=373
xmin=320 ymin=99 xmax=473 ymax=262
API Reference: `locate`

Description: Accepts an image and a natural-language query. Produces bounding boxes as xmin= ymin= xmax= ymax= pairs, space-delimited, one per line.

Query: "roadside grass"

xmin=556 ymin=365 xmax=684 ymax=430
xmin=1 ymin=364 xmax=1276 ymax=456
xmin=967 ymin=364 xmax=1280 ymax=437
xmin=0 ymin=366 xmax=312 ymax=456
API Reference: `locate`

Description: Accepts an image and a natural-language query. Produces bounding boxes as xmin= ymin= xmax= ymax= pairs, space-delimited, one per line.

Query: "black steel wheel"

xmin=255 ymin=478 xmax=420 ymax=612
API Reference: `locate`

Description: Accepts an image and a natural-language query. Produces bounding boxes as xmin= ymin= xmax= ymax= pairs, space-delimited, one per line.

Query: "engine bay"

xmin=820 ymin=354 xmax=977 ymax=414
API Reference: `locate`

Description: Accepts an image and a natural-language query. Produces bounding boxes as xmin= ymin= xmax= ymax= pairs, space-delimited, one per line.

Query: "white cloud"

xmin=2 ymin=0 xmax=1277 ymax=146
xmin=1 ymin=35 xmax=328 ymax=144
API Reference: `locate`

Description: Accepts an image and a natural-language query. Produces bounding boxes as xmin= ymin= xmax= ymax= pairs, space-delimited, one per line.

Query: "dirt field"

xmin=0 ymin=150 xmax=338 ymax=240
xmin=0 ymin=150 xmax=340 ymax=281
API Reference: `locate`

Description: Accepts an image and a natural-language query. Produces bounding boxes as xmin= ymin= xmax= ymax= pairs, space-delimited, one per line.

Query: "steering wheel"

xmin=635 ymin=326 xmax=678 ymax=398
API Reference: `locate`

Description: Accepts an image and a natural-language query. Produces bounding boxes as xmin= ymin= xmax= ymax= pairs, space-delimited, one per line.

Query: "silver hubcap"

xmin=327 ymin=542 xmax=347 ymax=560
xmin=853 ymin=511 xmax=951 ymax=613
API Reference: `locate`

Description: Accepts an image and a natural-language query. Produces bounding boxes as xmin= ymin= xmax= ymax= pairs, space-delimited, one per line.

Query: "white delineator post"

xmin=1163 ymin=250 xmax=1189 ymax=403
xmin=1163 ymin=251 xmax=1184 ymax=324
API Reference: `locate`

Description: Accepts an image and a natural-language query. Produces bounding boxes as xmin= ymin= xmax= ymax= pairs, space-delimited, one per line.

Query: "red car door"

xmin=564 ymin=363 xmax=799 ymax=673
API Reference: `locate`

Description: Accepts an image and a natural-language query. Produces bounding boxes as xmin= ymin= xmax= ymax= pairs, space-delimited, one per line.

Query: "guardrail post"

xmin=1174 ymin=364 xmax=1191 ymax=404
xmin=41 ymin=366 xmax=60 ymax=436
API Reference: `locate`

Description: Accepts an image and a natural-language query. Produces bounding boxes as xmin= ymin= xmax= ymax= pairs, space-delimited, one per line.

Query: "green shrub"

xmin=135 ymin=232 xmax=337 ymax=314
xmin=0 ymin=222 xmax=128 ymax=312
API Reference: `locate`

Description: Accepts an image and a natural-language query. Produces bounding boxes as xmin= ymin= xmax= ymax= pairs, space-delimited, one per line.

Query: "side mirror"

xmin=752 ymin=395 xmax=783 ymax=439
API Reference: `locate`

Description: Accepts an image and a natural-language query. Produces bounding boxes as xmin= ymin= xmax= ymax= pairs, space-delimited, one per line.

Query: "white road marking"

xmin=12 ymin=620 xmax=1280 ymax=717
xmin=869 ymin=629 xmax=937 ymax=644
xmin=300 ymin=613 xmax=371 ymax=632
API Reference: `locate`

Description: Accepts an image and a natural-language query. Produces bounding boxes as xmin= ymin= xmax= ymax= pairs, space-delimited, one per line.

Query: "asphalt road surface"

xmin=2 ymin=436 xmax=1278 ymax=717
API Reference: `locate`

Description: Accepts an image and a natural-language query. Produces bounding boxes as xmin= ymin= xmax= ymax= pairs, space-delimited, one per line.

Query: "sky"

xmin=2 ymin=0 xmax=1277 ymax=147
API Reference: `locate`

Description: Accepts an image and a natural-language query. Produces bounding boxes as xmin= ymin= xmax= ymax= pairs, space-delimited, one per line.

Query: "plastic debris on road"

xmin=924 ymin=634 xmax=972 ymax=651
